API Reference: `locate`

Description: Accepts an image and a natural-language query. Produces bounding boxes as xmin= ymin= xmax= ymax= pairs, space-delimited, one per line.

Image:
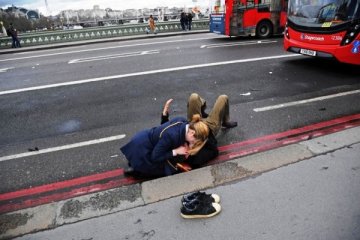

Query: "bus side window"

xmin=247 ymin=0 xmax=255 ymax=8
xmin=258 ymin=0 xmax=271 ymax=12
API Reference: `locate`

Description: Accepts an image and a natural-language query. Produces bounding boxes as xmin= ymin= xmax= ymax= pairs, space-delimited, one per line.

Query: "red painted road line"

xmin=0 ymin=168 xmax=124 ymax=201
xmin=213 ymin=121 xmax=360 ymax=164
xmin=214 ymin=134 xmax=312 ymax=163
xmin=218 ymin=113 xmax=360 ymax=152
xmin=0 ymin=177 xmax=140 ymax=214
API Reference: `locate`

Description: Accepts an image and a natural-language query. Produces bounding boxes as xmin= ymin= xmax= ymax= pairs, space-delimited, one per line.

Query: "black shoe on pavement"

xmin=124 ymin=167 xmax=136 ymax=176
xmin=180 ymin=199 xmax=221 ymax=219
xmin=124 ymin=167 xmax=145 ymax=177
xmin=181 ymin=191 xmax=220 ymax=204
xmin=222 ymin=121 xmax=238 ymax=129
xmin=124 ymin=167 xmax=157 ymax=179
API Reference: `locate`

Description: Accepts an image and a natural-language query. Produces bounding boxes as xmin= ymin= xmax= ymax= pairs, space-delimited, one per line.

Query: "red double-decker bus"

xmin=284 ymin=0 xmax=360 ymax=65
xmin=210 ymin=0 xmax=288 ymax=38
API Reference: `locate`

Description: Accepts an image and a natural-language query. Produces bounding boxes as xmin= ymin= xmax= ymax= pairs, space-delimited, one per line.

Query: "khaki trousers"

xmin=187 ymin=93 xmax=230 ymax=136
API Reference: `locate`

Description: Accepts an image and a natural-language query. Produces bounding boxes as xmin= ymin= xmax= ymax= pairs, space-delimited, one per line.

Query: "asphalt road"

xmin=0 ymin=33 xmax=359 ymax=193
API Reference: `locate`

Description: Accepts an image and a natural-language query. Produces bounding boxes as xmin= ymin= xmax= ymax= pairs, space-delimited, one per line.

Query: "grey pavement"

xmin=3 ymin=126 xmax=360 ymax=240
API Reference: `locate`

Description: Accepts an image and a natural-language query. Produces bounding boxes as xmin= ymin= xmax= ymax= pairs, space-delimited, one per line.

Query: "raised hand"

xmin=162 ymin=98 xmax=173 ymax=116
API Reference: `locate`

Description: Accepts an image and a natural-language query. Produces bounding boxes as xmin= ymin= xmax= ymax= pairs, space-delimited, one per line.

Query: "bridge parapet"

xmin=0 ymin=20 xmax=209 ymax=49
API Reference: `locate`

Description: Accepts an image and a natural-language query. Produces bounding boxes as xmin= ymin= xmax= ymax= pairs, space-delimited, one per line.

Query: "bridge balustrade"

xmin=0 ymin=20 xmax=209 ymax=49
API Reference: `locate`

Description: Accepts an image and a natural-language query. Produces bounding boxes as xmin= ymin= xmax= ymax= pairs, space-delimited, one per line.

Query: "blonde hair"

xmin=188 ymin=114 xmax=209 ymax=155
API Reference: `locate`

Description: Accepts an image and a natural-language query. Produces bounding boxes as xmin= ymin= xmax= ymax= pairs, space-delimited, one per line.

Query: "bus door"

xmin=229 ymin=0 xmax=245 ymax=35
xmin=229 ymin=0 xmax=257 ymax=36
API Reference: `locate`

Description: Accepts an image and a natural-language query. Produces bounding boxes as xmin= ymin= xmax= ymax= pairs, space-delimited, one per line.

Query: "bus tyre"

xmin=256 ymin=21 xmax=273 ymax=39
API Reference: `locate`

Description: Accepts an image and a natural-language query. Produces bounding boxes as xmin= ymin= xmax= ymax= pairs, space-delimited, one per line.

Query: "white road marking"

xmin=0 ymin=67 xmax=14 ymax=73
xmin=253 ymin=89 xmax=360 ymax=112
xmin=200 ymin=40 xmax=278 ymax=48
xmin=68 ymin=50 xmax=159 ymax=64
xmin=0 ymin=36 xmax=223 ymax=62
xmin=0 ymin=134 xmax=126 ymax=162
xmin=0 ymin=54 xmax=299 ymax=96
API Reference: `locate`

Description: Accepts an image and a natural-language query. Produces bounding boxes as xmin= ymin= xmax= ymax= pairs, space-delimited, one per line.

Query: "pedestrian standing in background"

xmin=180 ymin=12 xmax=187 ymax=31
xmin=187 ymin=13 xmax=193 ymax=30
xmin=7 ymin=23 xmax=21 ymax=48
xmin=147 ymin=15 xmax=157 ymax=34
xmin=184 ymin=13 xmax=189 ymax=30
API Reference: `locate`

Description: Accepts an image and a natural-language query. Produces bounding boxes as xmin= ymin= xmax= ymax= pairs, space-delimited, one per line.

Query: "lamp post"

xmin=59 ymin=15 xmax=64 ymax=29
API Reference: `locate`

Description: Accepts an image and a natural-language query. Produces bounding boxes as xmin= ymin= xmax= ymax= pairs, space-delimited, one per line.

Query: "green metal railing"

xmin=0 ymin=20 xmax=209 ymax=49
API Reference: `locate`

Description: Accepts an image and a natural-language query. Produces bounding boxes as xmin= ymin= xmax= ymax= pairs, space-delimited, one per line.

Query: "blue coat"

xmin=121 ymin=117 xmax=188 ymax=177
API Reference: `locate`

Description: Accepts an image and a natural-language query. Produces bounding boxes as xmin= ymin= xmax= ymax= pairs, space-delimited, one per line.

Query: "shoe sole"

xmin=211 ymin=194 xmax=221 ymax=203
xmin=180 ymin=203 xmax=221 ymax=219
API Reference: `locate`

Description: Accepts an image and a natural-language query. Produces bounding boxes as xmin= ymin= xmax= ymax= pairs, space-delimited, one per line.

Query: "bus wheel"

xmin=256 ymin=21 xmax=273 ymax=39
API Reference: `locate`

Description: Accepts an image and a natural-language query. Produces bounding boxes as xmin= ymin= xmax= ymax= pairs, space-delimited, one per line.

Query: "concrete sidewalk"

xmin=1 ymin=126 xmax=360 ymax=239
xmin=0 ymin=30 xmax=209 ymax=55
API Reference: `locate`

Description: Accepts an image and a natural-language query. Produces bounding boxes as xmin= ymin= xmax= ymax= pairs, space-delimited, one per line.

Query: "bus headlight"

xmin=341 ymin=23 xmax=360 ymax=46
xmin=285 ymin=22 xmax=290 ymax=39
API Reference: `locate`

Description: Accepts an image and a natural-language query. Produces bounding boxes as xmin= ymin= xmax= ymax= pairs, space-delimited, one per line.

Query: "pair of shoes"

xmin=180 ymin=191 xmax=221 ymax=219
xmin=222 ymin=121 xmax=238 ymax=128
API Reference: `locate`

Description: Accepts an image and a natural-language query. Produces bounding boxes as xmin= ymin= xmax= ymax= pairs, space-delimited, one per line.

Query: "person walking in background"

xmin=147 ymin=15 xmax=157 ymax=34
xmin=187 ymin=13 xmax=193 ymax=30
xmin=184 ymin=13 xmax=189 ymax=30
xmin=180 ymin=12 xmax=187 ymax=31
xmin=7 ymin=23 xmax=21 ymax=48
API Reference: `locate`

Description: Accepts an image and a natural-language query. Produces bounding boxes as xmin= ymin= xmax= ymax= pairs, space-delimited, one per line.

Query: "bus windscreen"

xmin=288 ymin=0 xmax=360 ymax=27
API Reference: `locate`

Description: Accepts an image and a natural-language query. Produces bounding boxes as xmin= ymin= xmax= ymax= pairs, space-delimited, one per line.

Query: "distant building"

xmin=2 ymin=5 xmax=40 ymax=19
xmin=0 ymin=4 xmax=207 ymax=26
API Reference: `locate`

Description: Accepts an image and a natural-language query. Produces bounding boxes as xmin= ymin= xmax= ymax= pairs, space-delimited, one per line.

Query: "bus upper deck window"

xmin=247 ymin=0 xmax=255 ymax=7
